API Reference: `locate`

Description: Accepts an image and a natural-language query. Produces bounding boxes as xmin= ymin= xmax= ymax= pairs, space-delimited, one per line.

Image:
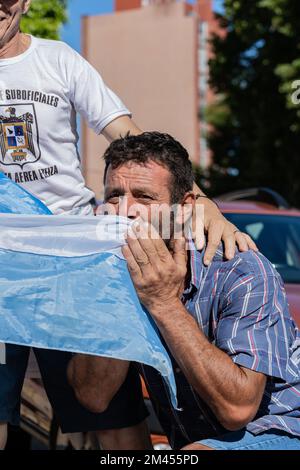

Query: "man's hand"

xmin=193 ymin=190 xmax=258 ymax=265
xmin=122 ymin=221 xmax=187 ymax=313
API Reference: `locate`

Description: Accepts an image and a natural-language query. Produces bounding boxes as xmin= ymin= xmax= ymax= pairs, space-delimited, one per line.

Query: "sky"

xmin=61 ymin=0 xmax=113 ymax=52
xmin=61 ymin=0 xmax=223 ymax=52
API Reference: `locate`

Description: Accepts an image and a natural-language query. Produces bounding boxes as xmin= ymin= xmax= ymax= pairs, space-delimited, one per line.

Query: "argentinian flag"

xmin=0 ymin=173 xmax=177 ymax=407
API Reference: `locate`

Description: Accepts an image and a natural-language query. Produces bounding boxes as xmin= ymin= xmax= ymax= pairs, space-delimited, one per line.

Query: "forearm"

xmin=102 ymin=116 xmax=142 ymax=142
xmin=67 ymin=354 xmax=129 ymax=413
xmin=151 ymin=300 xmax=263 ymax=429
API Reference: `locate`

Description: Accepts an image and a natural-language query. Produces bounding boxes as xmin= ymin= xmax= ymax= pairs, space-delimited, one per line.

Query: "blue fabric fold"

xmin=0 ymin=173 xmax=178 ymax=407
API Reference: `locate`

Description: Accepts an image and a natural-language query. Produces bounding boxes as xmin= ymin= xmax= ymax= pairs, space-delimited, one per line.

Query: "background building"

xmin=82 ymin=0 xmax=220 ymax=198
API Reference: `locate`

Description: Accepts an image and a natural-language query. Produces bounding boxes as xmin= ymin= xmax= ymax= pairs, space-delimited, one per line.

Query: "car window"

xmin=224 ymin=214 xmax=300 ymax=284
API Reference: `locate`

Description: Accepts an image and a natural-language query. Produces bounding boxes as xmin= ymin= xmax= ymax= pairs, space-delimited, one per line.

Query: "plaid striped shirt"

xmin=141 ymin=245 xmax=300 ymax=449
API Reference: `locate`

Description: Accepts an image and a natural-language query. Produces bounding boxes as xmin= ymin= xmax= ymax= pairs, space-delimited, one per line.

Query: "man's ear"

xmin=182 ymin=192 xmax=196 ymax=207
xmin=23 ymin=0 xmax=32 ymax=15
xmin=174 ymin=192 xmax=195 ymax=228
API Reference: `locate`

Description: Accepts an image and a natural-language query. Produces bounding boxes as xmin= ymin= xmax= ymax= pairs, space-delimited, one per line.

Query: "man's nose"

xmin=118 ymin=196 xmax=139 ymax=220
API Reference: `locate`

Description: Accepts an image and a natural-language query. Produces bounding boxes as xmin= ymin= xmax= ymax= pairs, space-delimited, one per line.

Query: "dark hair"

xmin=103 ymin=132 xmax=194 ymax=203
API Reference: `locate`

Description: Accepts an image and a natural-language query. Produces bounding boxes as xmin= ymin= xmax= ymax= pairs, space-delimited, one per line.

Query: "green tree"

xmin=207 ymin=0 xmax=300 ymax=206
xmin=21 ymin=0 xmax=67 ymax=40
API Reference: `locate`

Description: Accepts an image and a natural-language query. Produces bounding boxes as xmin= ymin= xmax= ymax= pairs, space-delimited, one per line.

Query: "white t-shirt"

xmin=0 ymin=36 xmax=130 ymax=214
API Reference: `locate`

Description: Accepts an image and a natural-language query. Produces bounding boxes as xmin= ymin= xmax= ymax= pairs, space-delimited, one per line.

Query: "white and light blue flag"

xmin=0 ymin=173 xmax=177 ymax=407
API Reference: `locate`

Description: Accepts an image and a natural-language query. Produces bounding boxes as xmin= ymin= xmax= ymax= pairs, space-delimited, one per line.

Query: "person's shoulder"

xmin=208 ymin=244 xmax=280 ymax=285
xmin=32 ymin=37 xmax=86 ymax=77
xmin=211 ymin=240 xmax=274 ymax=270
xmin=233 ymin=249 xmax=278 ymax=278
xmin=191 ymin=237 xmax=281 ymax=290
xmin=33 ymin=37 xmax=78 ymax=58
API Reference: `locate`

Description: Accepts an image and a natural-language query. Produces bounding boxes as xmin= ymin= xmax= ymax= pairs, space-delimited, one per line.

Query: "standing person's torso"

xmin=0 ymin=36 xmax=130 ymax=214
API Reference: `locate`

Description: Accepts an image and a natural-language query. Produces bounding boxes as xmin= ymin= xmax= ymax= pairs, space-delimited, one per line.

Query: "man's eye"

xmin=138 ymin=195 xmax=153 ymax=200
xmin=107 ymin=196 xmax=120 ymax=204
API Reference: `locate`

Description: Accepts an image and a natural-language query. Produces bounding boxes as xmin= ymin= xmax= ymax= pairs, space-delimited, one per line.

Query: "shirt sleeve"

xmin=215 ymin=256 xmax=298 ymax=383
xmin=66 ymin=46 xmax=131 ymax=134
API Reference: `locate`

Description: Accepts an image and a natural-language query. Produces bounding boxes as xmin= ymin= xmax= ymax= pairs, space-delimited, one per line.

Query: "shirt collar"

xmin=186 ymin=239 xmax=205 ymax=291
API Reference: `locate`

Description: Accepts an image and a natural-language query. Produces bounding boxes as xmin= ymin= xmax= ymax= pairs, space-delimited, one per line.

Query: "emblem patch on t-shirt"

xmin=0 ymin=104 xmax=41 ymax=169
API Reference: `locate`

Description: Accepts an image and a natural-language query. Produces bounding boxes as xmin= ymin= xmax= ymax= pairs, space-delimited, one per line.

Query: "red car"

xmin=217 ymin=199 xmax=300 ymax=327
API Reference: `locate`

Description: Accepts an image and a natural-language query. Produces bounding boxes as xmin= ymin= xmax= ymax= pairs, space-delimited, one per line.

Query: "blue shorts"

xmin=198 ymin=429 xmax=300 ymax=450
xmin=0 ymin=344 xmax=148 ymax=433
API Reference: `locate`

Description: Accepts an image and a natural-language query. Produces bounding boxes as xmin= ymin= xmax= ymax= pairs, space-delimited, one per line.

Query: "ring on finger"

xmin=136 ymin=257 xmax=150 ymax=266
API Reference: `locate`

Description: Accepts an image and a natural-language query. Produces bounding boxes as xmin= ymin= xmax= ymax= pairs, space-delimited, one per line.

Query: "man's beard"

xmin=0 ymin=11 xmax=20 ymax=50
xmin=157 ymin=212 xmax=179 ymax=251
xmin=154 ymin=209 xmax=190 ymax=250
xmin=0 ymin=21 xmax=9 ymax=47
xmin=0 ymin=22 xmax=14 ymax=49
